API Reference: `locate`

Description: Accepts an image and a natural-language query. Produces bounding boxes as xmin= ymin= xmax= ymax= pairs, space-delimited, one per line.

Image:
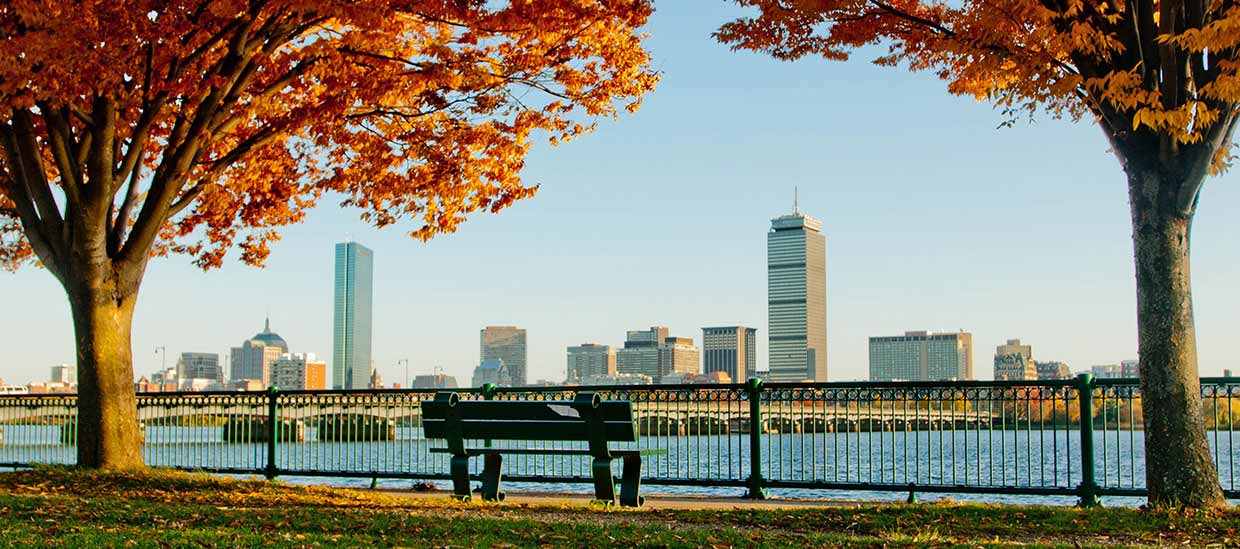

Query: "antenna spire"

xmin=794 ymin=186 xmax=800 ymax=214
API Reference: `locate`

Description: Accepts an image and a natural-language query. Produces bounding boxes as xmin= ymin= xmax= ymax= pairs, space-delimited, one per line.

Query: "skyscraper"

xmin=480 ymin=326 xmax=528 ymax=386
xmin=702 ymin=326 xmax=757 ymax=382
xmin=869 ymin=331 xmax=974 ymax=381
xmin=333 ymin=241 xmax=374 ymax=390
xmin=768 ymin=197 xmax=827 ymax=382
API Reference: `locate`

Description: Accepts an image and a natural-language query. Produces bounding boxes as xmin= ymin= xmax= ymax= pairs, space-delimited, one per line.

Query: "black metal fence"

xmin=1 ymin=375 xmax=1237 ymax=504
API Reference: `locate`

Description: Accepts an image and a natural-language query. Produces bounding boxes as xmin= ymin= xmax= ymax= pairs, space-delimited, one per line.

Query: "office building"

xmin=472 ymin=358 xmax=512 ymax=387
xmin=616 ymin=327 xmax=698 ymax=383
xmin=994 ymin=339 xmax=1037 ymax=381
xmin=1121 ymin=359 xmax=1140 ymax=378
xmin=768 ymin=199 xmax=827 ymax=382
xmin=481 ymin=326 xmax=528 ymax=386
xmin=869 ymin=331 xmax=974 ymax=381
xmin=659 ymin=336 xmax=701 ymax=381
xmin=616 ymin=327 xmax=665 ymax=381
xmin=412 ymin=374 xmax=459 ymax=389
xmin=230 ymin=318 xmax=287 ymax=385
xmin=1092 ymin=364 xmax=1122 ymax=379
xmin=333 ymin=241 xmax=374 ymax=389
xmin=1035 ymin=361 xmax=1072 ymax=380
xmin=626 ymin=326 xmax=668 ymax=347
xmin=702 ymin=326 xmax=757 ymax=382
xmin=49 ymin=364 xmax=75 ymax=386
xmin=176 ymin=352 xmax=223 ymax=385
xmin=271 ymin=353 xmax=327 ymax=390
xmin=566 ymin=343 xmax=616 ymax=384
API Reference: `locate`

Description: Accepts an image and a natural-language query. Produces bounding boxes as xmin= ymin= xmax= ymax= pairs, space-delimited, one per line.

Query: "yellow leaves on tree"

xmin=0 ymin=0 xmax=658 ymax=272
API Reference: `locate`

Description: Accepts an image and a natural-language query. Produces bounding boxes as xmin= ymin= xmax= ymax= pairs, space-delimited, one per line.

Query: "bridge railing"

xmin=1 ymin=376 xmax=1238 ymax=503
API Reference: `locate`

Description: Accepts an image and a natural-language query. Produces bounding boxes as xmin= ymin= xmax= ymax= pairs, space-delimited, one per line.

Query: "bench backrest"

xmin=421 ymin=392 xmax=637 ymax=448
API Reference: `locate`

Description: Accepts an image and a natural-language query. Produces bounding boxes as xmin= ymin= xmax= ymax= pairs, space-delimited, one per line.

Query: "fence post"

xmin=482 ymin=383 xmax=497 ymax=449
xmin=745 ymin=377 xmax=767 ymax=500
xmin=1075 ymin=373 xmax=1099 ymax=507
xmin=265 ymin=386 xmax=279 ymax=481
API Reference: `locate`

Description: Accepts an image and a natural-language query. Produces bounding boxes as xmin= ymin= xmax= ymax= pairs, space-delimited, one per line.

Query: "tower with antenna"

xmin=767 ymin=190 xmax=828 ymax=382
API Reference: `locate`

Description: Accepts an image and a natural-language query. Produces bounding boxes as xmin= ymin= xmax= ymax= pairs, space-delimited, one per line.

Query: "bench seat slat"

xmin=421 ymin=400 xmax=633 ymax=423
xmin=429 ymin=448 xmax=593 ymax=456
xmin=428 ymin=447 xmax=668 ymax=456
xmin=422 ymin=418 xmax=636 ymax=442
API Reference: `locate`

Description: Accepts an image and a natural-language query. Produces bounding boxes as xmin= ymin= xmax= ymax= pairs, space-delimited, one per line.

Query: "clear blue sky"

xmin=2 ymin=3 xmax=1237 ymax=386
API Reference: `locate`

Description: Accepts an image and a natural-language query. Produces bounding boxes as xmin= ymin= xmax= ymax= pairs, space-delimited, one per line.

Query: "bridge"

xmin=0 ymin=396 xmax=1004 ymax=444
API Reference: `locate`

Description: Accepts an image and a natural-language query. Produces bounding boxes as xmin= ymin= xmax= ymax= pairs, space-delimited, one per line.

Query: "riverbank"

xmin=0 ymin=467 xmax=1234 ymax=547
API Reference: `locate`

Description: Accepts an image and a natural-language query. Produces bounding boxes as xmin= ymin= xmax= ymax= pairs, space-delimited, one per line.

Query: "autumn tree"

xmin=717 ymin=0 xmax=1237 ymax=507
xmin=0 ymin=0 xmax=656 ymax=469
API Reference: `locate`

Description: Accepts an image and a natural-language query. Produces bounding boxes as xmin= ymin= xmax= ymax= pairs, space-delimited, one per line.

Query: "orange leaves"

xmin=717 ymin=0 xmax=1240 ymax=171
xmin=0 ymin=0 xmax=657 ymax=271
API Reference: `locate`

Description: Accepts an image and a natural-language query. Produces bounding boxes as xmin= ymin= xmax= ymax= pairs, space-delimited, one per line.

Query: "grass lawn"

xmin=0 ymin=467 xmax=1236 ymax=547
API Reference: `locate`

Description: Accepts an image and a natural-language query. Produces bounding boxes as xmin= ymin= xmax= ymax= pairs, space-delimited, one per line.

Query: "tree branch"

xmin=8 ymin=110 xmax=65 ymax=235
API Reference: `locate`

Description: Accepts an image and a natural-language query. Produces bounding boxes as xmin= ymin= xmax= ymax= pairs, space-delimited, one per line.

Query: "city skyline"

xmin=2 ymin=3 xmax=1237 ymax=387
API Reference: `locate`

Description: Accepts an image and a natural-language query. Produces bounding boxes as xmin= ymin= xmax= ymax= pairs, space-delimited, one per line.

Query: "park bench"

xmin=422 ymin=391 xmax=654 ymax=507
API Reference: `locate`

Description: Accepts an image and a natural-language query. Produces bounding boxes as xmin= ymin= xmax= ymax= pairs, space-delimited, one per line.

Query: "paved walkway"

xmin=381 ymin=488 xmax=881 ymax=510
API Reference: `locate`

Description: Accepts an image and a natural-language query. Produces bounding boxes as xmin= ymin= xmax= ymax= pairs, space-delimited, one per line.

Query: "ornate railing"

xmin=0 ymin=375 xmax=1236 ymax=504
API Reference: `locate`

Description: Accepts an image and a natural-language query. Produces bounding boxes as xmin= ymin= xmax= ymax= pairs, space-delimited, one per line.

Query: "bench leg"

xmin=620 ymin=454 xmax=644 ymax=507
xmin=591 ymin=457 xmax=616 ymax=504
xmin=450 ymin=455 xmax=472 ymax=502
xmin=481 ymin=453 xmax=505 ymax=502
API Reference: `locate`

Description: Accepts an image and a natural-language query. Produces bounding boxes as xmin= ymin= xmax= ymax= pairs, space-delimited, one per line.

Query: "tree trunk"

xmin=67 ymin=274 xmax=144 ymax=469
xmin=1129 ymin=168 xmax=1225 ymax=508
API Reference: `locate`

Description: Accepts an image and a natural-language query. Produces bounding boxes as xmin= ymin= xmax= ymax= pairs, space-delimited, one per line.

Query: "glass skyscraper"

xmin=767 ymin=203 xmax=827 ymax=382
xmin=333 ymin=242 xmax=374 ymax=390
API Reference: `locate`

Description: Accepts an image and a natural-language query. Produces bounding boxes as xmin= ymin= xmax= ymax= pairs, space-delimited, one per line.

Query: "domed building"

xmin=250 ymin=318 xmax=289 ymax=353
xmin=230 ymin=318 xmax=289 ymax=386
